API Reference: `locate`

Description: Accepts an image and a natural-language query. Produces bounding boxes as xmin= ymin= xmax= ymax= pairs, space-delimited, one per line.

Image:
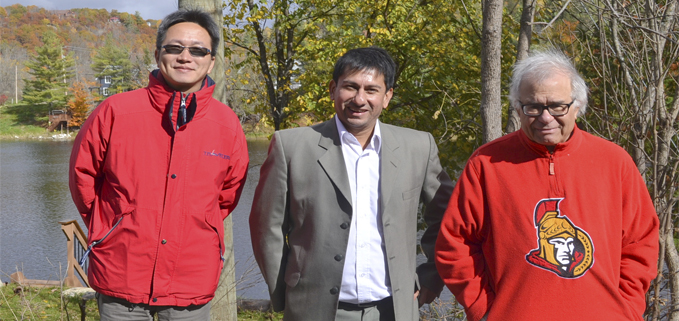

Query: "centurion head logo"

xmin=525 ymin=198 xmax=594 ymax=278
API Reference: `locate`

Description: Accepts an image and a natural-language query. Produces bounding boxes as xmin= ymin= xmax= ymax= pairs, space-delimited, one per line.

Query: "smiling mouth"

xmin=345 ymin=104 xmax=368 ymax=115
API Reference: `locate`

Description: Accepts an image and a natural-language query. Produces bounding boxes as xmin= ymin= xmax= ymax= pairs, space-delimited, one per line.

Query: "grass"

xmin=0 ymin=284 xmax=99 ymax=321
xmin=0 ymin=107 xmax=49 ymax=140
xmin=0 ymin=284 xmax=283 ymax=321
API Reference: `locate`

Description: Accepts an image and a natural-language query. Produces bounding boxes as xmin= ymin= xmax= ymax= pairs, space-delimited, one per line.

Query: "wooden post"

xmin=60 ymin=220 xmax=89 ymax=287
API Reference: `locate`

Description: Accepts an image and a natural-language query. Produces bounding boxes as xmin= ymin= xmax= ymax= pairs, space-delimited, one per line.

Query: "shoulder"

xmin=470 ymin=130 xmax=523 ymax=160
xmin=380 ymin=123 xmax=434 ymax=152
xmin=381 ymin=122 xmax=431 ymax=139
xmin=276 ymin=121 xmax=331 ymax=140
xmin=205 ymin=98 xmax=241 ymax=124
xmin=579 ymin=130 xmax=636 ymax=167
xmin=90 ymin=88 xmax=149 ymax=117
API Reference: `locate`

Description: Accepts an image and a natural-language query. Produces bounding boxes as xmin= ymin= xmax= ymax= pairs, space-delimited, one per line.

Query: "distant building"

xmin=95 ymin=75 xmax=112 ymax=97
xmin=109 ymin=17 xmax=120 ymax=24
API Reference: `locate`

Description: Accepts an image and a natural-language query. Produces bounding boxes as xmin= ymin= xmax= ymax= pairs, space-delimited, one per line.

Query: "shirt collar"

xmin=335 ymin=116 xmax=382 ymax=153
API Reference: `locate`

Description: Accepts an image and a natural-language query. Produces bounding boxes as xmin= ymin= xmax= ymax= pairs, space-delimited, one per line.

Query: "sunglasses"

xmin=161 ymin=44 xmax=212 ymax=57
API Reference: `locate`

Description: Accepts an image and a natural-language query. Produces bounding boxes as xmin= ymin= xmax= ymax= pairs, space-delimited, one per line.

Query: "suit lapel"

xmin=317 ymin=120 xmax=353 ymax=207
xmin=379 ymin=124 xmax=400 ymax=211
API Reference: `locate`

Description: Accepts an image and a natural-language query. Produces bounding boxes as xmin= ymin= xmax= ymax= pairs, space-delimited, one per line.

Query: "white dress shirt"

xmin=335 ymin=117 xmax=391 ymax=304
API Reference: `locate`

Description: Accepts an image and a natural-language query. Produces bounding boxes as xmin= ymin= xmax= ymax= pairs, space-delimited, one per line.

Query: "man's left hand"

xmin=415 ymin=287 xmax=439 ymax=307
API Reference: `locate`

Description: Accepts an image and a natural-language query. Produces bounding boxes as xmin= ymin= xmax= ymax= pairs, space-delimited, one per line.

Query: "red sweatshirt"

xmin=435 ymin=126 xmax=658 ymax=321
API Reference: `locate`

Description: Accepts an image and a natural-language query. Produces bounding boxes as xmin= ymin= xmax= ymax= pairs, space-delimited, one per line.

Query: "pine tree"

xmin=91 ymin=38 xmax=135 ymax=95
xmin=21 ymin=30 xmax=75 ymax=123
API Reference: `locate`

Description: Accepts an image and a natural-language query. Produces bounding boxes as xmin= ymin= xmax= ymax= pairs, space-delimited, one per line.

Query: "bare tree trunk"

xmin=480 ymin=0 xmax=504 ymax=143
xmin=177 ymin=1 xmax=237 ymax=320
xmin=506 ymin=0 xmax=535 ymax=134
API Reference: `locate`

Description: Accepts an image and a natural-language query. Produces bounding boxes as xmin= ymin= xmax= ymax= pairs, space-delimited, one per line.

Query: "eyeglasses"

xmin=519 ymin=100 xmax=575 ymax=117
xmin=161 ymin=44 xmax=212 ymax=57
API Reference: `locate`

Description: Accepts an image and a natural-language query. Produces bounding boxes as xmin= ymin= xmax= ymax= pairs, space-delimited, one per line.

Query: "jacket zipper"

xmin=178 ymin=93 xmax=188 ymax=131
xmin=79 ymin=216 xmax=125 ymax=268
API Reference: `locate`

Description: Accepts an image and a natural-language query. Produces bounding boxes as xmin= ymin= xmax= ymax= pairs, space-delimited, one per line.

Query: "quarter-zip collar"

xmin=518 ymin=124 xmax=583 ymax=158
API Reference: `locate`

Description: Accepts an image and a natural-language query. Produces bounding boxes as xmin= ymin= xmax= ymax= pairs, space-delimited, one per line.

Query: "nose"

xmin=177 ymin=48 xmax=192 ymax=61
xmin=353 ymin=88 xmax=367 ymax=105
xmin=537 ymin=108 xmax=554 ymax=123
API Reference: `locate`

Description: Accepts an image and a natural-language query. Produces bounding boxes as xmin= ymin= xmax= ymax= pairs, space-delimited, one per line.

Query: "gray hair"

xmin=508 ymin=48 xmax=589 ymax=116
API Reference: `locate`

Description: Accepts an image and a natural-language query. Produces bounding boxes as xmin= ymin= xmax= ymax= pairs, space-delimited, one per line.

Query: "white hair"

xmin=508 ymin=48 xmax=589 ymax=116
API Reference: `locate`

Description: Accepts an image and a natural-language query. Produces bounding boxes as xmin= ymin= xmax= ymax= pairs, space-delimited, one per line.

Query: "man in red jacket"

xmin=69 ymin=8 xmax=249 ymax=321
xmin=435 ymin=49 xmax=659 ymax=321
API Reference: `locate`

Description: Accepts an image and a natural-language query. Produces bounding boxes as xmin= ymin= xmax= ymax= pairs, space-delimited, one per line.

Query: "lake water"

xmin=0 ymin=137 xmax=452 ymax=304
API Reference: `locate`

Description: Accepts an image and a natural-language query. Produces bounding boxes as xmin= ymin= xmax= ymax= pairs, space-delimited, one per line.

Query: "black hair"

xmin=333 ymin=47 xmax=397 ymax=90
xmin=156 ymin=9 xmax=220 ymax=56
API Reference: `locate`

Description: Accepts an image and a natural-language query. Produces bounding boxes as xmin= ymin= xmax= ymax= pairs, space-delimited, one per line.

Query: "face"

xmin=155 ymin=22 xmax=215 ymax=93
xmin=329 ymin=69 xmax=393 ymax=138
xmin=518 ymin=73 xmax=580 ymax=146
xmin=549 ymin=237 xmax=575 ymax=266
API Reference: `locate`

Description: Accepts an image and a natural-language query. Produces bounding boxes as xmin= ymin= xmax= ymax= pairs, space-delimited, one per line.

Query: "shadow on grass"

xmin=3 ymin=104 xmax=50 ymax=126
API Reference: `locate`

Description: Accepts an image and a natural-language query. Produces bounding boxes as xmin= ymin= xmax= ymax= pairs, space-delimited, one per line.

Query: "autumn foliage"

xmin=68 ymin=82 xmax=91 ymax=127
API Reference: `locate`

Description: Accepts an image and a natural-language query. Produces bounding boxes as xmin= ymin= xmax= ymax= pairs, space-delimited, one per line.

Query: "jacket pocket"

xmin=81 ymin=210 xmax=132 ymax=267
xmin=402 ymin=185 xmax=422 ymax=200
xmin=205 ymin=210 xmax=225 ymax=261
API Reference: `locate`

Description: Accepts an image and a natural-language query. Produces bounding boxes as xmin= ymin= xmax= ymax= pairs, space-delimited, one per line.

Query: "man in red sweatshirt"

xmin=435 ymin=49 xmax=659 ymax=321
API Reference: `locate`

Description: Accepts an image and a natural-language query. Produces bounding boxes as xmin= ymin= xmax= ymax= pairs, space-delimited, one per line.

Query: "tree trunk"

xmin=506 ymin=0 xmax=535 ymax=134
xmin=177 ymin=1 xmax=237 ymax=320
xmin=480 ymin=0 xmax=504 ymax=143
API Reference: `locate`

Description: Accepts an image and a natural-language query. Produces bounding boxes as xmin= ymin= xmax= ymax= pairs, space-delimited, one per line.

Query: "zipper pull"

xmin=549 ymin=155 xmax=555 ymax=175
xmin=178 ymin=93 xmax=188 ymax=130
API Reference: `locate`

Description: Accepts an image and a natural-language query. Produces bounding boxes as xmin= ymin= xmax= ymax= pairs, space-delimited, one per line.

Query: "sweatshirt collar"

xmin=518 ymin=124 xmax=583 ymax=157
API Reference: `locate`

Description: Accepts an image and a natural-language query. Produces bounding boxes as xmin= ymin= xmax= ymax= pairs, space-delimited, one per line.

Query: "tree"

xmin=91 ymin=39 xmax=136 ymax=95
xmin=20 ymin=30 xmax=74 ymax=124
xmin=178 ymin=1 xmax=237 ymax=319
xmin=480 ymin=0 xmax=504 ymax=143
xmin=68 ymin=81 xmax=91 ymax=127
xmin=505 ymin=0 xmax=536 ymax=134
xmin=225 ymin=0 xmax=337 ymax=130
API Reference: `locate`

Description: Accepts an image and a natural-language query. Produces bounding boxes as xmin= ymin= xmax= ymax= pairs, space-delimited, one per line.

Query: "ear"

xmin=329 ymin=80 xmax=337 ymax=100
xmin=207 ymin=55 xmax=216 ymax=74
xmin=154 ymin=49 xmax=160 ymax=66
xmin=382 ymin=88 xmax=394 ymax=109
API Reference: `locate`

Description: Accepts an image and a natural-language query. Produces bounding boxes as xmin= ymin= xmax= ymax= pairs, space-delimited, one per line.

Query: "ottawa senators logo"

xmin=525 ymin=198 xmax=594 ymax=278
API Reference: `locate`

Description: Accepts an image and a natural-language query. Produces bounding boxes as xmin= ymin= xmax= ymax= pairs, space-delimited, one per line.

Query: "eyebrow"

xmin=342 ymin=80 xmax=384 ymax=90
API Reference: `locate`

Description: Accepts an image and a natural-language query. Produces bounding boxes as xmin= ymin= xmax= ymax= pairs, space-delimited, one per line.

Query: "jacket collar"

xmin=147 ymin=70 xmax=216 ymax=131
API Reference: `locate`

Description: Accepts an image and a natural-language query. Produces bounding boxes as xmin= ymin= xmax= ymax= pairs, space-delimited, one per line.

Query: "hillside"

xmin=0 ymin=4 xmax=160 ymax=103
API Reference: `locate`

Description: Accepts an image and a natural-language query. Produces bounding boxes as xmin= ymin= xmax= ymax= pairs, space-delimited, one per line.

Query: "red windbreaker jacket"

xmin=69 ymin=71 xmax=249 ymax=306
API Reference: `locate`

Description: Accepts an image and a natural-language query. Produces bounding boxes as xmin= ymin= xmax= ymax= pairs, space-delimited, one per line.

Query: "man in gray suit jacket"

xmin=250 ymin=47 xmax=453 ymax=321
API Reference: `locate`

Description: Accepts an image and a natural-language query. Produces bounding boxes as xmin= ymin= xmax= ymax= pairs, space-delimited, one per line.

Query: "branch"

xmin=461 ymin=0 xmax=482 ymax=40
xmin=535 ymin=0 xmax=572 ymax=33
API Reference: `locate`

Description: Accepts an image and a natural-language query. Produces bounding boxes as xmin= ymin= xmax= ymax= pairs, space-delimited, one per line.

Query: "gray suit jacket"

xmin=249 ymin=119 xmax=453 ymax=320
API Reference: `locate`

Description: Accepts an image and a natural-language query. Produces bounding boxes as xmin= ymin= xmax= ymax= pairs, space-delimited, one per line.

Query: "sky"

xmin=2 ymin=0 xmax=180 ymax=20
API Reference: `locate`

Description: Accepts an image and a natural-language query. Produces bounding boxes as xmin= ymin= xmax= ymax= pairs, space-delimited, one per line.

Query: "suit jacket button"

xmin=334 ymin=254 xmax=343 ymax=261
xmin=330 ymin=287 xmax=339 ymax=295
xmin=340 ymin=222 xmax=348 ymax=229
